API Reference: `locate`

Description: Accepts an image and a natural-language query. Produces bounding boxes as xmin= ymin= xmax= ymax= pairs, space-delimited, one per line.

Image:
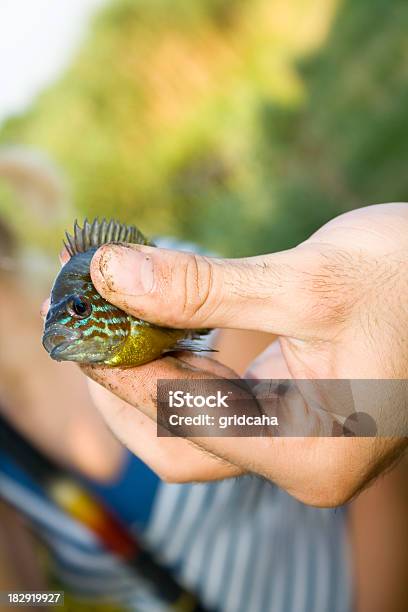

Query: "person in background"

xmin=0 ymin=214 xmax=349 ymax=612
xmin=0 ymin=155 xmax=407 ymax=612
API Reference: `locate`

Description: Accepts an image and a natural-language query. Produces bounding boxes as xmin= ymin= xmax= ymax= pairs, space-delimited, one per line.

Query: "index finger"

xmin=81 ymin=354 xmax=240 ymax=420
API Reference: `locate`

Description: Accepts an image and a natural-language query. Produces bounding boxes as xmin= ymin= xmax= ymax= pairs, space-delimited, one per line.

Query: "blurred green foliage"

xmin=1 ymin=0 xmax=407 ymax=256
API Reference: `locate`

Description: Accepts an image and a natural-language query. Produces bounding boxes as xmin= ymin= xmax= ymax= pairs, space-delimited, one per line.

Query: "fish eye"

xmin=67 ymin=296 xmax=92 ymax=319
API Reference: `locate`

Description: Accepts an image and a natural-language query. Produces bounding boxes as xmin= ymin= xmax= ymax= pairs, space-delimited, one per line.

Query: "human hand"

xmin=86 ymin=352 xmax=246 ymax=482
xmin=80 ymin=203 xmax=408 ymax=505
xmin=41 ymin=249 xmax=245 ymax=483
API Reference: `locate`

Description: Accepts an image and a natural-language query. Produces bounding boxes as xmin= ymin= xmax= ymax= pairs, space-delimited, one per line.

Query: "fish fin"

xmin=165 ymin=340 xmax=218 ymax=354
xmin=167 ymin=329 xmax=216 ymax=354
xmin=63 ymin=217 xmax=152 ymax=257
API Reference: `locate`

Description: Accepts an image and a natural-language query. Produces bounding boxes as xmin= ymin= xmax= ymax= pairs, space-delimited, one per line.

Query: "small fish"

xmin=42 ymin=218 xmax=211 ymax=366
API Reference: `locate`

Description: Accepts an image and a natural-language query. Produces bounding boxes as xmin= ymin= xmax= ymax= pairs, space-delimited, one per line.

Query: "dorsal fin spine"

xmin=64 ymin=218 xmax=151 ymax=258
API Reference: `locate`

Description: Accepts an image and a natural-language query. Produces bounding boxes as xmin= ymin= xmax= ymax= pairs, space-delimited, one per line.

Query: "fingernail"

xmin=99 ymin=246 xmax=154 ymax=295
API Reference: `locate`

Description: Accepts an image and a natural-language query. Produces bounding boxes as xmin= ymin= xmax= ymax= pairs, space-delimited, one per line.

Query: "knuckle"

xmin=173 ymin=254 xmax=218 ymax=325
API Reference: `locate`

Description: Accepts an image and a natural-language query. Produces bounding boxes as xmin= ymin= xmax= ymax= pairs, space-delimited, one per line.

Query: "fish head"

xmin=42 ymin=251 xmax=130 ymax=363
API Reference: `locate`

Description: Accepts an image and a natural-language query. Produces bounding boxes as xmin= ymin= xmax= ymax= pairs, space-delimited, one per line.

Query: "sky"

xmin=0 ymin=0 xmax=106 ymax=124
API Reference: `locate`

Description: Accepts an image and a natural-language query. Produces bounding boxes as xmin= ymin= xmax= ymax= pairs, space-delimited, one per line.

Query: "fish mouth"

xmin=42 ymin=324 xmax=82 ymax=360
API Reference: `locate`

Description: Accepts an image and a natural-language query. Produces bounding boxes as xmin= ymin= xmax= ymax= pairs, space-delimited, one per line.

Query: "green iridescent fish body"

xmin=42 ymin=219 xmax=207 ymax=366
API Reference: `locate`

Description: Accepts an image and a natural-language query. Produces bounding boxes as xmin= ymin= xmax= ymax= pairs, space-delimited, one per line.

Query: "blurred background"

xmin=1 ymin=1 xmax=408 ymax=611
xmin=1 ymin=0 xmax=408 ymax=259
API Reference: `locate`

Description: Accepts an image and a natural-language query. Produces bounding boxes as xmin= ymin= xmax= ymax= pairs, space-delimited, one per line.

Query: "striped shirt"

xmin=0 ymin=450 xmax=352 ymax=611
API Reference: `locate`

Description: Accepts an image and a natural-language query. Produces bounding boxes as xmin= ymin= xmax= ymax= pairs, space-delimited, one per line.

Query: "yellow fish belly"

xmin=104 ymin=321 xmax=185 ymax=367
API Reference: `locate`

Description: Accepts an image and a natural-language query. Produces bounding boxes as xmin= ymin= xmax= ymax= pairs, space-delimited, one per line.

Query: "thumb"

xmin=90 ymin=243 xmax=329 ymax=337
